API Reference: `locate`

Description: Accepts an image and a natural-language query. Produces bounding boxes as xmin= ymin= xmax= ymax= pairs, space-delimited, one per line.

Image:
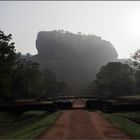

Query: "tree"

xmin=129 ymin=49 xmax=140 ymax=72
xmin=0 ymin=30 xmax=66 ymax=101
xmin=35 ymin=68 xmax=67 ymax=98
xmin=130 ymin=49 xmax=140 ymax=93
xmin=0 ymin=30 xmax=17 ymax=98
xmin=95 ymin=62 xmax=133 ymax=97
xmin=12 ymin=58 xmax=42 ymax=98
xmin=57 ymin=81 xmax=67 ymax=94
xmin=41 ymin=69 xmax=59 ymax=97
xmin=84 ymin=81 xmax=97 ymax=95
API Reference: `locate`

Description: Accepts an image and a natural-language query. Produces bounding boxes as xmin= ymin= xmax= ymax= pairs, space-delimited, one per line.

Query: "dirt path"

xmin=72 ymin=99 xmax=85 ymax=108
xmin=39 ymin=100 xmax=130 ymax=139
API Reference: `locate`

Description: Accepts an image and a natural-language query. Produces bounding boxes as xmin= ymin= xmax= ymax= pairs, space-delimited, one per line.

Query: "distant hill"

xmin=30 ymin=30 xmax=118 ymax=93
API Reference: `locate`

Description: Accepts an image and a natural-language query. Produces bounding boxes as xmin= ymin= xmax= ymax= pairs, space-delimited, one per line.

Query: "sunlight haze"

xmin=1 ymin=1 xmax=140 ymax=59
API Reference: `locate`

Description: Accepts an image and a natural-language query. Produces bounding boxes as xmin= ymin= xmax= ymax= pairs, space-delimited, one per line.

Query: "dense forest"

xmin=87 ymin=53 xmax=140 ymax=97
xmin=0 ymin=30 xmax=66 ymax=102
xmin=29 ymin=30 xmax=118 ymax=93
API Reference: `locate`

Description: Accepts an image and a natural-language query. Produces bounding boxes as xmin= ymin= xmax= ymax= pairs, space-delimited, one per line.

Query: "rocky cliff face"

xmin=32 ymin=30 xmax=118 ymax=93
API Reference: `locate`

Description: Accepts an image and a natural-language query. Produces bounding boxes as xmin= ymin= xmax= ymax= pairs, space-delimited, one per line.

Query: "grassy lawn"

xmin=103 ymin=112 xmax=140 ymax=139
xmin=0 ymin=110 xmax=61 ymax=139
xmin=114 ymin=111 xmax=140 ymax=118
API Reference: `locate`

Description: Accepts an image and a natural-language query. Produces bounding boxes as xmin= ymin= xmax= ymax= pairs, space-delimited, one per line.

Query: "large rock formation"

xmin=31 ymin=30 xmax=118 ymax=93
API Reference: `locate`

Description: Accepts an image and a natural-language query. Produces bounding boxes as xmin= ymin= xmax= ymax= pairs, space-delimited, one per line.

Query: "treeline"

xmin=87 ymin=51 xmax=140 ymax=98
xmin=0 ymin=30 xmax=66 ymax=103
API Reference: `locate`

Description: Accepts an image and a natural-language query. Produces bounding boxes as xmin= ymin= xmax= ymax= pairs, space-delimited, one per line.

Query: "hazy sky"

xmin=1 ymin=1 xmax=140 ymax=59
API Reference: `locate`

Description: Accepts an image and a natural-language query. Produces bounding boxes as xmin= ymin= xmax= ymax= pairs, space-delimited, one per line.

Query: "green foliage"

xmin=95 ymin=62 xmax=133 ymax=97
xmin=0 ymin=30 xmax=67 ymax=101
xmin=103 ymin=113 xmax=140 ymax=139
xmin=0 ymin=30 xmax=17 ymax=98
xmin=40 ymin=69 xmax=67 ymax=97
xmin=12 ymin=58 xmax=42 ymax=98
xmin=42 ymin=69 xmax=58 ymax=96
xmin=129 ymin=49 xmax=140 ymax=72
xmin=84 ymin=81 xmax=97 ymax=95
xmin=88 ymin=49 xmax=140 ymax=97
xmin=130 ymin=49 xmax=140 ymax=93
xmin=0 ymin=111 xmax=61 ymax=139
xmin=114 ymin=111 xmax=140 ymax=118
xmin=57 ymin=81 xmax=67 ymax=93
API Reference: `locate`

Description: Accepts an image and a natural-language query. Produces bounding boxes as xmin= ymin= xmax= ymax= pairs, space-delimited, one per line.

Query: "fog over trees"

xmin=0 ymin=30 xmax=66 ymax=102
xmin=30 ymin=30 xmax=118 ymax=93
xmin=1 ymin=29 xmax=140 ymax=100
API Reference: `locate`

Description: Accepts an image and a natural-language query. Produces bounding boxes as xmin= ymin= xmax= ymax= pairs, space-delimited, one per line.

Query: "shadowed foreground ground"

xmin=39 ymin=100 xmax=130 ymax=139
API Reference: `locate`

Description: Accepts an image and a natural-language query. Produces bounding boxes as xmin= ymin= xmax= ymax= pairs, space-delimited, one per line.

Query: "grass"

xmin=0 ymin=110 xmax=61 ymax=139
xmin=114 ymin=111 xmax=140 ymax=118
xmin=103 ymin=112 xmax=140 ymax=139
